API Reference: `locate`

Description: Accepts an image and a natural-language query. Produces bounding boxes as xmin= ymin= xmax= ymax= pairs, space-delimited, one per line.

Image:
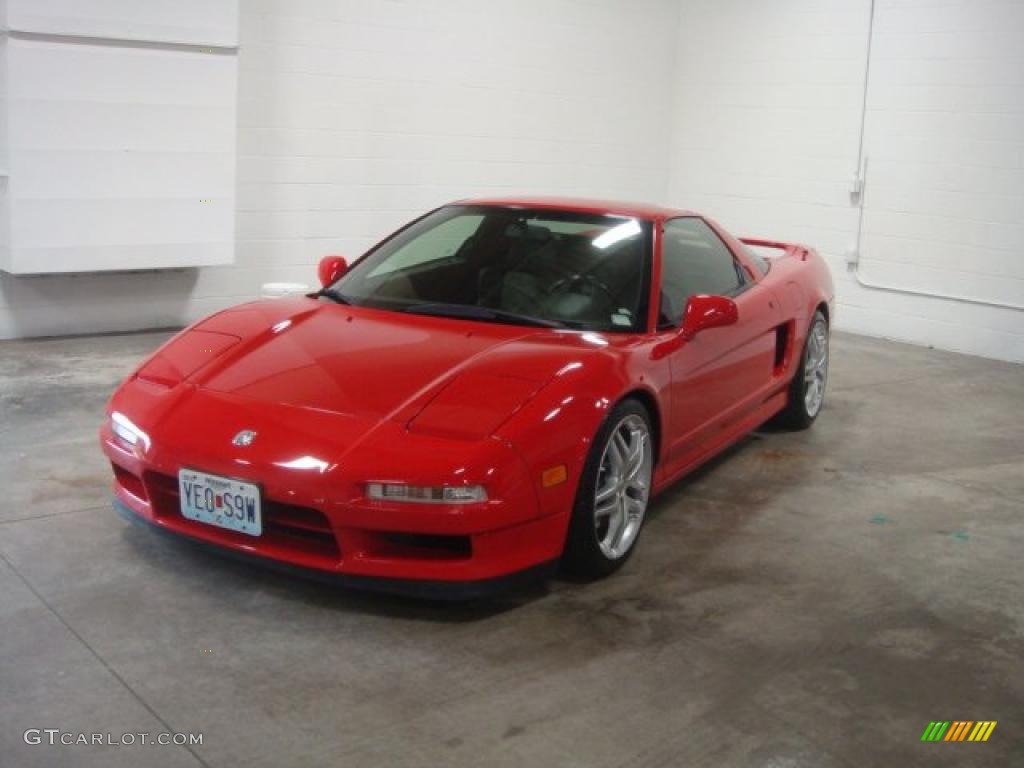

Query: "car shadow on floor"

xmin=558 ymin=431 xmax=772 ymax=585
xmin=118 ymin=520 xmax=549 ymax=622
xmin=118 ymin=427 xmax=794 ymax=623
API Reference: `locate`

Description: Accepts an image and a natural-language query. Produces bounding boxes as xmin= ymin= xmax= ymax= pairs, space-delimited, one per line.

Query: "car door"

xmin=658 ymin=217 xmax=781 ymax=464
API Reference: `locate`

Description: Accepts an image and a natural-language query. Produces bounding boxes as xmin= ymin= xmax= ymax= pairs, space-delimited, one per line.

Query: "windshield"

xmin=330 ymin=205 xmax=652 ymax=332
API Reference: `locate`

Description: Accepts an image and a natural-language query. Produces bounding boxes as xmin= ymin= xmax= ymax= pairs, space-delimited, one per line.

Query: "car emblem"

xmin=232 ymin=430 xmax=257 ymax=447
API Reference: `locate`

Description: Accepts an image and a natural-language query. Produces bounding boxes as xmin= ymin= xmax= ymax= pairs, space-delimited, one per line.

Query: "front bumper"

xmin=102 ymin=425 xmax=568 ymax=597
xmin=113 ymin=499 xmax=556 ymax=599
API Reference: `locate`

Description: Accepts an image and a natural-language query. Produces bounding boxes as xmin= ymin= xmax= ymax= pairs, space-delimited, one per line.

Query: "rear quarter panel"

xmin=756 ymin=246 xmax=835 ymax=382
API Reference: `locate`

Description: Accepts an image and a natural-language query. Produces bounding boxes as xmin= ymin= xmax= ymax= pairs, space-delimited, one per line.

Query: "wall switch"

xmin=850 ymin=173 xmax=864 ymax=201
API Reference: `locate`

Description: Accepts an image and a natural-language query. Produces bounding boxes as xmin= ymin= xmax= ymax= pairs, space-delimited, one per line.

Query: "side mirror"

xmin=681 ymin=295 xmax=738 ymax=340
xmin=317 ymin=255 xmax=348 ymax=288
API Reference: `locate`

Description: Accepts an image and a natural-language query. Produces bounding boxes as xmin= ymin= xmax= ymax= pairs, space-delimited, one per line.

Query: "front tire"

xmin=562 ymin=399 xmax=654 ymax=579
xmin=775 ymin=310 xmax=829 ymax=430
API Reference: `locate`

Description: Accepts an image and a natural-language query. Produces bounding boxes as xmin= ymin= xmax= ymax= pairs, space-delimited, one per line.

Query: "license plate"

xmin=178 ymin=469 xmax=262 ymax=537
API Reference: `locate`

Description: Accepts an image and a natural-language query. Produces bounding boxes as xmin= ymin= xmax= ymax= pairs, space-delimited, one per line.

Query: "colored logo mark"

xmin=921 ymin=721 xmax=996 ymax=742
xmin=232 ymin=430 xmax=257 ymax=447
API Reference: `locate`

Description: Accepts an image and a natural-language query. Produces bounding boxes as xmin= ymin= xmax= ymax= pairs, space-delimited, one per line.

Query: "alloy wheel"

xmin=803 ymin=317 xmax=829 ymax=417
xmin=593 ymin=414 xmax=653 ymax=559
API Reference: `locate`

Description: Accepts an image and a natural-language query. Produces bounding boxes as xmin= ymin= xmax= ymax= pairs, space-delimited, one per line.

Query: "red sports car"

xmin=102 ymin=197 xmax=834 ymax=597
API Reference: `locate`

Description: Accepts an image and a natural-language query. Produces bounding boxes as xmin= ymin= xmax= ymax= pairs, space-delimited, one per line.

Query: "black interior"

xmin=340 ymin=207 xmax=650 ymax=332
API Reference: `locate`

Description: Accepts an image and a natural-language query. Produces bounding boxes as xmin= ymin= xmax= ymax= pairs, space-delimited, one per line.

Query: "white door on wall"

xmin=0 ymin=0 xmax=239 ymax=275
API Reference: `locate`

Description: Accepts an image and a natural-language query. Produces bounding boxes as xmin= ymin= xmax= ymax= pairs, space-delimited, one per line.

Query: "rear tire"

xmin=562 ymin=399 xmax=654 ymax=580
xmin=775 ymin=310 xmax=829 ymax=430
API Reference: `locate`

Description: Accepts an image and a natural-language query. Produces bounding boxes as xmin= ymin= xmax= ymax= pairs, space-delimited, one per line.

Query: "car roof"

xmin=453 ymin=195 xmax=696 ymax=221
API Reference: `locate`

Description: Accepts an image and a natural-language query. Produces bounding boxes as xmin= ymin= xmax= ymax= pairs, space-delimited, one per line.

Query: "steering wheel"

xmin=547 ymin=272 xmax=618 ymax=308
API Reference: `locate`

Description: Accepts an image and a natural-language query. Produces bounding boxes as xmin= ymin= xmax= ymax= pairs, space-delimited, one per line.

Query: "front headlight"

xmin=366 ymin=482 xmax=487 ymax=504
xmin=110 ymin=411 xmax=151 ymax=451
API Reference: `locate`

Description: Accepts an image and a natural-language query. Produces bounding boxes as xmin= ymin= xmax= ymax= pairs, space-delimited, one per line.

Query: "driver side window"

xmin=659 ymin=217 xmax=746 ymax=328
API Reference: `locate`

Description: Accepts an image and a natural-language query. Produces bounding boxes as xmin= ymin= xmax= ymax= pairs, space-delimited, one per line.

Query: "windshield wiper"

xmin=400 ymin=302 xmax=565 ymax=329
xmin=317 ymin=287 xmax=350 ymax=305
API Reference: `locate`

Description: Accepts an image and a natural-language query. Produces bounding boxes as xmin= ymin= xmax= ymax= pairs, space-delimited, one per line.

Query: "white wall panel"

xmin=6 ymin=0 xmax=239 ymax=46
xmin=0 ymin=0 xmax=239 ymax=277
xmin=0 ymin=36 xmax=10 ymax=274
xmin=3 ymin=37 xmax=237 ymax=273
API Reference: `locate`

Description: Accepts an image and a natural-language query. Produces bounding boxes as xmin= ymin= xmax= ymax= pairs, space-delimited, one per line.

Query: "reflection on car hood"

xmin=184 ymin=297 xmax=606 ymax=424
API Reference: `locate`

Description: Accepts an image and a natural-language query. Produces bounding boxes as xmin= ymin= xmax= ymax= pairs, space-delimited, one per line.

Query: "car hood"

xmin=141 ymin=297 xmax=608 ymax=430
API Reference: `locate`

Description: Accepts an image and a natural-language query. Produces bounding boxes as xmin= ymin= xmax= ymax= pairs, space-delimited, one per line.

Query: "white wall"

xmin=667 ymin=0 xmax=1024 ymax=363
xmin=855 ymin=0 xmax=1024 ymax=361
xmin=3 ymin=0 xmax=1022 ymax=364
xmin=0 ymin=0 xmax=679 ymax=338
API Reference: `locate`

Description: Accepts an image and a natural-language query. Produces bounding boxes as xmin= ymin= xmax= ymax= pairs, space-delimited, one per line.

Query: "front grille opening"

xmin=375 ymin=531 xmax=472 ymax=561
xmin=112 ymin=463 xmax=147 ymax=500
xmin=143 ymin=471 xmax=178 ymax=519
xmin=264 ymin=502 xmax=339 ymax=558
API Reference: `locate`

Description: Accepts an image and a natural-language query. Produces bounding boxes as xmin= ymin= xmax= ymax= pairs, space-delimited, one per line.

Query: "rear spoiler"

xmin=739 ymin=237 xmax=812 ymax=261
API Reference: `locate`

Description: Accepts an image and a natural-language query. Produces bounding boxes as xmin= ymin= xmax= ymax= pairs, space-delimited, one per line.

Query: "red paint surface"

xmin=102 ymin=198 xmax=834 ymax=585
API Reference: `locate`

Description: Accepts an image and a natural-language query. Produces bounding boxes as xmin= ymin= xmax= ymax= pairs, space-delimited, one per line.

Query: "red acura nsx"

xmin=102 ymin=197 xmax=834 ymax=597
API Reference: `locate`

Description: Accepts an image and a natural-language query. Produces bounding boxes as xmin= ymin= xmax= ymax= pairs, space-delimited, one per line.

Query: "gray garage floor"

xmin=1 ymin=329 xmax=1021 ymax=768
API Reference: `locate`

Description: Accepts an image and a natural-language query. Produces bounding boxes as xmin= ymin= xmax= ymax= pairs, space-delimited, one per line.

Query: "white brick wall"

xmin=667 ymin=0 xmax=1024 ymax=363
xmin=0 ymin=0 xmax=679 ymax=338
xmin=3 ymin=0 xmax=1022 ymax=364
xmin=854 ymin=0 xmax=1024 ymax=361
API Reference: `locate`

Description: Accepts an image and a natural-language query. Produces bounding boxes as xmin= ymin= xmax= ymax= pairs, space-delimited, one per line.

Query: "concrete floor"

xmin=0 ymin=329 xmax=1022 ymax=768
